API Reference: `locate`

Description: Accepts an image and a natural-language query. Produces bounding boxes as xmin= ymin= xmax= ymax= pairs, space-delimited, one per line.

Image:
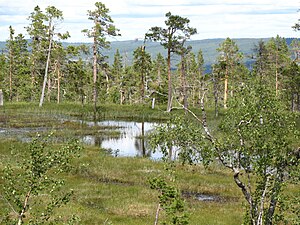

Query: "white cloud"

xmin=0 ymin=0 xmax=299 ymax=42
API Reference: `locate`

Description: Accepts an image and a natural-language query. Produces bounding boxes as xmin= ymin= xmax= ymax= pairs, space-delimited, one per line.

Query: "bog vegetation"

xmin=0 ymin=1 xmax=299 ymax=225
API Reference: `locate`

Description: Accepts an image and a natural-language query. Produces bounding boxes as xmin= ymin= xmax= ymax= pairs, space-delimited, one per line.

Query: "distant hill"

xmin=0 ymin=38 xmax=298 ymax=72
xmin=100 ymin=38 xmax=272 ymax=69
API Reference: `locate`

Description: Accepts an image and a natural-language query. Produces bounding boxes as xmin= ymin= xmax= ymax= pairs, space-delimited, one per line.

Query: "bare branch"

xmin=154 ymin=203 xmax=161 ymax=225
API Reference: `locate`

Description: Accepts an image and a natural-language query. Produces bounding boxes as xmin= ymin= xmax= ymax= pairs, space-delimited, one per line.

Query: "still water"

xmin=0 ymin=119 xmax=163 ymax=159
xmin=81 ymin=120 xmax=163 ymax=159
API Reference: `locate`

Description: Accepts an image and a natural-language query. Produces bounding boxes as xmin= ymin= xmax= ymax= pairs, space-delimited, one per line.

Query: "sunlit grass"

xmin=0 ymin=138 xmax=245 ymax=224
xmin=0 ymin=102 xmax=298 ymax=224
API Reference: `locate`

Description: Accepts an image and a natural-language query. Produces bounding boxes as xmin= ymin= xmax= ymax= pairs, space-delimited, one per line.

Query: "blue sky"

xmin=0 ymin=0 xmax=299 ymax=42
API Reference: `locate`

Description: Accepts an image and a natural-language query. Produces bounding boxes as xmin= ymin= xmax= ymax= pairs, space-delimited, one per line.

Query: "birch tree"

xmin=1 ymin=136 xmax=81 ymax=224
xmin=150 ymin=79 xmax=300 ymax=224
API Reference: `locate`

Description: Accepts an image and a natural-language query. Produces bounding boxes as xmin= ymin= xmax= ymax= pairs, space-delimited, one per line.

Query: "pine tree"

xmin=145 ymin=12 xmax=197 ymax=112
xmin=110 ymin=49 xmax=124 ymax=104
xmin=215 ymin=38 xmax=243 ymax=108
xmin=151 ymin=53 xmax=168 ymax=104
xmin=26 ymin=6 xmax=48 ymax=101
xmin=133 ymin=46 xmax=152 ymax=104
xmin=266 ymin=35 xmax=290 ymax=96
xmin=6 ymin=27 xmax=30 ymax=101
xmin=39 ymin=6 xmax=70 ymax=107
xmin=82 ymin=2 xmax=120 ymax=115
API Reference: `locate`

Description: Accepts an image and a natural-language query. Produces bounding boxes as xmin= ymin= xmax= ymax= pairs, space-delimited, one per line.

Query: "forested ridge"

xmin=0 ymin=37 xmax=298 ymax=68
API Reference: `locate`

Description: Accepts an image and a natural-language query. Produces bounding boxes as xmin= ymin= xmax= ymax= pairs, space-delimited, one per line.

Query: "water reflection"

xmin=0 ymin=119 xmax=163 ymax=159
xmin=81 ymin=120 xmax=163 ymax=159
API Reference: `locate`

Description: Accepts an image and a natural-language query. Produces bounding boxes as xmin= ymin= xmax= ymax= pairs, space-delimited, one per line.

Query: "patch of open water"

xmin=81 ymin=120 xmax=163 ymax=159
xmin=0 ymin=119 xmax=163 ymax=159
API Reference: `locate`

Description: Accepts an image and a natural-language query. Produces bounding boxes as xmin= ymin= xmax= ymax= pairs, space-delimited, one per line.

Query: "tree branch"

xmin=233 ymin=169 xmax=252 ymax=206
xmin=17 ymin=190 xmax=31 ymax=225
xmin=257 ymin=176 xmax=270 ymax=225
xmin=154 ymin=203 xmax=161 ymax=225
xmin=237 ymin=117 xmax=252 ymax=169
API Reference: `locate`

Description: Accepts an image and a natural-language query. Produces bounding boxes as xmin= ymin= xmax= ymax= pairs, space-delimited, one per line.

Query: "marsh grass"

xmin=0 ymin=102 xmax=220 ymax=122
xmin=0 ymin=102 xmax=298 ymax=224
xmin=0 ymin=138 xmax=245 ymax=224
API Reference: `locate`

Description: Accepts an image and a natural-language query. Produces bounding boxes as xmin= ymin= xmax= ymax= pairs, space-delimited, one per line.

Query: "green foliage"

xmin=82 ymin=2 xmax=120 ymax=113
xmin=1 ymin=134 xmax=81 ymax=224
xmin=82 ymin=2 xmax=120 ymax=47
xmin=145 ymin=12 xmax=197 ymax=52
xmin=151 ymin=53 xmax=168 ymax=103
xmin=282 ymin=61 xmax=300 ymax=111
xmin=133 ymin=46 xmax=152 ymax=103
xmin=64 ymin=58 xmax=90 ymax=104
xmin=213 ymin=37 xmax=245 ymax=108
xmin=149 ymin=116 xmax=213 ymax=165
xmin=149 ymin=163 xmax=189 ymax=225
xmin=145 ymin=11 xmax=197 ymax=111
xmin=150 ymin=78 xmax=299 ymax=224
xmin=253 ymin=36 xmax=291 ymax=99
xmin=6 ymin=26 xmax=31 ymax=101
xmin=219 ymin=79 xmax=299 ymax=224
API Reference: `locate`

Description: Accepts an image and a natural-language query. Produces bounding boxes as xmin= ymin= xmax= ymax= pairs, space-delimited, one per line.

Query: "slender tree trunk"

xmin=224 ymin=66 xmax=228 ymax=109
xmin=0 ymin=89 xmax=3 ymax=106
xmin=154 ymin=203 xmax=161 ymax=225
xmin=167 ymin=49 xmax=172 ymax=112
xmin=275 ymin=53 xmax=279 ymax=96
xmin=191 ymin=86 xmax=195 ymax=107
xmin=213 ymin=73 xmax=219 ymax=117
xmin=92 ymin=35 xmax=98 ymax=118
xmin=141 ymin=69 xmax=145 ymax=104
xmin=17 ymin=190 xmax=31 ymax=225
xmin=9 ymin=47 xmax=13 ymax=102
xmin=265 ymin=174 xmax=284 ymax=225
xmin=298 ymin=93 xmax=300 ymax=111
xmin=31 ymin=60 xmax=36 ymax=102
xmin=47 ymin=76 xmax=51 ymax=102
xmin=57 ymin=62 xmax=60 ymax=104
xmin=105 ymin=72 xmax=110 ymax=96
xmin=181 ymin=53 xmax=188 ymax=114
xmin=140 ymin=47 xmax=145 ymax=103
xmin=39 ymin=21 xmax=53 ymax=107
xmin=120 ymin=90 xmax=124 ymax=105
xmin=152 ymin=98 xmax=155 ymax=109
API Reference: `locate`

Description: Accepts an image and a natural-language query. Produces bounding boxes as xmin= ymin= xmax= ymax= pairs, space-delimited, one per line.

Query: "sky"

xmin=0 ymin=0 xmax=300 ymax=43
